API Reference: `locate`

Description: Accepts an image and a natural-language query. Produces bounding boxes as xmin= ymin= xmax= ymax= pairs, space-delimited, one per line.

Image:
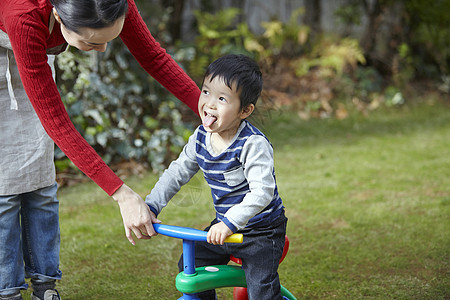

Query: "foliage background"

xmin=44 ymin=2 xmax=449 ymax=298
xmin=54 ymin=0 xmax=449 ymax=183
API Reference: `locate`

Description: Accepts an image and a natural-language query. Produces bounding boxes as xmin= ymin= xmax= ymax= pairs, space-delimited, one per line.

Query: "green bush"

xmin=56 ymin=39 xmax=193 ymax=175
xmin=54 ymin=2 xmax=445 ymax=177
xmin=405 ymin=0 xmax=450 ymax=77
xmin=184 ymin=8 xmax=257 ymax=80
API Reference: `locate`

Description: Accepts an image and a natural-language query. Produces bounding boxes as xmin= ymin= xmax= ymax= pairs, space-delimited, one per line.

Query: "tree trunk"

xmin=304 ymin=0 xmax=322 ymax=35
xmin=160 ymin=0 xmax=185 ymax=41
xmin=361 ymin=0 xmax=382 ymax=55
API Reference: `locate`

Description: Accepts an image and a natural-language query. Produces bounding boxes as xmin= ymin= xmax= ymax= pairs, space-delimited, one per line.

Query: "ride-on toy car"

xmin=153 ymin=223 xmax=297 ymax=300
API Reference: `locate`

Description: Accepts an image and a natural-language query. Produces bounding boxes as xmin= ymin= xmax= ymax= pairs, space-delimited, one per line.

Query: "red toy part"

xmin=230 ymin=255 xmax=242 ymax=265
xmin=280 ymin=235 xmax=290 ymax=264
xmin=233 ymin=287 xmax=249 ymax=300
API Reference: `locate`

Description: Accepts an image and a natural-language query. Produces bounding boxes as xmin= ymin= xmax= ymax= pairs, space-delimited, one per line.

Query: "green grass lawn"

xmin=23 ymin=98 xmax=449 ymax=299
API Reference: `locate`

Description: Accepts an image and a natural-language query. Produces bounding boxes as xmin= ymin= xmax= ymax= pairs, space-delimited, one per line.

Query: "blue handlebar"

xmin=153 ymin=223 xmax=243 ymax=244
xmin=153 ymin=223 xmax=208 ymax=242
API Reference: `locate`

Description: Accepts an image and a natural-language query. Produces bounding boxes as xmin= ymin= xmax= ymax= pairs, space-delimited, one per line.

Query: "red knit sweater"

xmin=0 ymin=0 xmax=200 ymax=195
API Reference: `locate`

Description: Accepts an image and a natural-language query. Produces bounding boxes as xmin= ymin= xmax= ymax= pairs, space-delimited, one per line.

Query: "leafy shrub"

xmin=55 ymin=2 xmax=437 ymax=181
xmin=392 ymin=43 xmax=415 ymax=88
xmin=56 ymin=41 xmax=193 ymax=176
xmin=405 ymin=0 xmax=450 ymax=78
xmin=295 ymin=37 xmax=366 ymax=77
xmin=258 ymin=8 xmax=309 ymax=59
xmin=185 ymin=8 xmax=257 ymax=80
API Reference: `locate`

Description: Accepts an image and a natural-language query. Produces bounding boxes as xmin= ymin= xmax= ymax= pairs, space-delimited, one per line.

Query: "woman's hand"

xmin=112 ymin=183 xmax=161 ymax=245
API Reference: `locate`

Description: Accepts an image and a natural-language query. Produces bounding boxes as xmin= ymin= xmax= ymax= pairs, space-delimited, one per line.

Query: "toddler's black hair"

xmin=203 ymin=54 xmax=263 ymax=110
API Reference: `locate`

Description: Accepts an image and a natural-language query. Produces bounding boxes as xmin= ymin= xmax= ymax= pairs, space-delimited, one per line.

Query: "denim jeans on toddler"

xmin=178 ymin=212 xmax=288 ymax=300
xmin=0 ymin=182 xmax=62 ymax=297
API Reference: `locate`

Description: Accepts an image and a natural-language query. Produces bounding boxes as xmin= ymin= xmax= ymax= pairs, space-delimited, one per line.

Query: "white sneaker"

xmin=0 ymin=293 xmax=22 ymax=300
xmin=31 ymin=290 xmax=60 ymax=300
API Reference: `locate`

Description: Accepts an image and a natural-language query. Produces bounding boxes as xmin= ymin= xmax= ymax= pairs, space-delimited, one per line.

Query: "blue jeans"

xmin=178 ymin=212 xmax=288 ymax=300
xmin=0 ymin=183 xmax=62 ymax=296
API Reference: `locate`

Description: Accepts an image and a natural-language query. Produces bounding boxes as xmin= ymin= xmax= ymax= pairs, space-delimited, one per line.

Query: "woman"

xmin=0 ymin=0 xmax=200 ymax=299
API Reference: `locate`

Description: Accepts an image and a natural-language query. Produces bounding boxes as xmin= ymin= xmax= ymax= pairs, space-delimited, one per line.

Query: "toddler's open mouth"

xmin=203 ymin=112 xmax=217 ymax=127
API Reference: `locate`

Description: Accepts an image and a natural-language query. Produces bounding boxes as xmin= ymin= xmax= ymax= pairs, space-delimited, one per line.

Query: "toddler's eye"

xmin=202 ymin=90 xmax=209 ymax=95
xmin=219 ymin=97 xmax=227 ymax=102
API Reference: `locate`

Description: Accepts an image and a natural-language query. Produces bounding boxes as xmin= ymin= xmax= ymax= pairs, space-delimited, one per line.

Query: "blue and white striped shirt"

xmin=146 ymin=120 xmax=284 ymax=232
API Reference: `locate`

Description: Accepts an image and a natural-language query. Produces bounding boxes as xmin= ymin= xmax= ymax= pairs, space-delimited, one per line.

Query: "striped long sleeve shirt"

xmin=146 ymin=120 xmax=284 ymax=232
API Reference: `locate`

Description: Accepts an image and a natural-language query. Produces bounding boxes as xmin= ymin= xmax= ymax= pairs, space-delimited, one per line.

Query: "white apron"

xmin=0 ymin=31 xmax=56 ymax=195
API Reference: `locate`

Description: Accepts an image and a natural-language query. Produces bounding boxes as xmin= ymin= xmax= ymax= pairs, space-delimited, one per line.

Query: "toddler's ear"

xmin=240 ymin=104 xmax=255 ymax=119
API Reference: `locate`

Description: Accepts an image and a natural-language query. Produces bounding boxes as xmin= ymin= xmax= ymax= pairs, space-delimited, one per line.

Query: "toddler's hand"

xmin=207 ymin=222 xmax=233 ymax=245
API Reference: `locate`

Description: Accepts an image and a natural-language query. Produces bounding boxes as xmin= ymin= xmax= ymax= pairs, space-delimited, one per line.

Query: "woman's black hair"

xmin=50 ymin=0 xmax=128 ymax=33
xmin=203 ymin=54 xmax=263 ymax=110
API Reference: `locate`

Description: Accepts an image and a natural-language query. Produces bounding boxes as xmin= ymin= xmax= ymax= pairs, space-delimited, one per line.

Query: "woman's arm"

xmin=7 ymin=11 xmax=124 ymax=195
xmin=7 ymin=11 xmax=156 ymax=245
xmin=120 ymin=0 xmax=201 ymax=115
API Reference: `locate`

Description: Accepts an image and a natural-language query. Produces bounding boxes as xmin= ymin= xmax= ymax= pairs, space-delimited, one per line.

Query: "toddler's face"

xmin=198 ymin=75 xmax=245 ymax=140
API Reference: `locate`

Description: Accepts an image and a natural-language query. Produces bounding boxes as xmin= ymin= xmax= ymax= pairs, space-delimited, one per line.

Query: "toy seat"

xmin=230 ymin=235 xmax=290 ymax=300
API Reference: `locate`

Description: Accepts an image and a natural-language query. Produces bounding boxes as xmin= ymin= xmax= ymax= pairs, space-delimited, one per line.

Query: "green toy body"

xmin=176 ymin=265 xmax=297 ymax=299
xmin=176 ymin=265 xmax=246 ymax=294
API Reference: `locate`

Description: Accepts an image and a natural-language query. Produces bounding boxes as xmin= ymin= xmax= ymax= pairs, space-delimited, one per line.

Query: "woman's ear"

xmin=53 ymin=8 xmax=62 ymax=24
xmin=240 ymin=104 xmax=255 ymax=119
